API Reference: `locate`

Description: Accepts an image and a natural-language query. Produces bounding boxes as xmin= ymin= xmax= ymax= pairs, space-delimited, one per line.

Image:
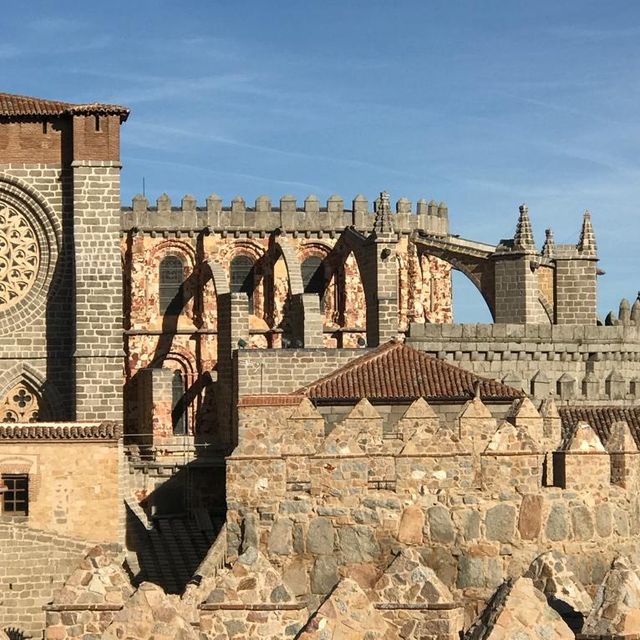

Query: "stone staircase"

xmin=128 ymin=508 xmax=222 ymax=594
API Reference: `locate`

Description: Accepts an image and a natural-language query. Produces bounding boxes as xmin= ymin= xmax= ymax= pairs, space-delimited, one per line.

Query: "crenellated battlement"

xmin=120 ymin=192 xmax=449 ymax=235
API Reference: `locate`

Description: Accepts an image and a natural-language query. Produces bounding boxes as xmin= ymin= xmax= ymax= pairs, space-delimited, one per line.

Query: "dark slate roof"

xmin=0 ymin=92 xmax=129 ymax=121
xmin=559 ymin=406 xmax=640 ymax=448
xmin=298 ymin=340 xmax=523 ymax=403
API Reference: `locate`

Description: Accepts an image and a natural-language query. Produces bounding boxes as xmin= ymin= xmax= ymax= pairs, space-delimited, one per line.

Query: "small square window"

xmin=2 ymin=474 xmax=28 ymax=516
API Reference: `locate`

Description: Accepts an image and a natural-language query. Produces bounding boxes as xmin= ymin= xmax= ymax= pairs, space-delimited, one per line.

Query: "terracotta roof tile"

xmin=0 ymin=421 xmax=121 ymax=441
xmin=559 ymin=406 xmax=640 ymax=448
xmin=297 ymin=340 xmax=523 ymax=403
xmin=0 ymin=92 xmax=129 ymax=121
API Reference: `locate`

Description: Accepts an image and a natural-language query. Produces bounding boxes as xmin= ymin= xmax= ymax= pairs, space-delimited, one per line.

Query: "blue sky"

xmin=4 ymin=1 xmax=640 ymax=322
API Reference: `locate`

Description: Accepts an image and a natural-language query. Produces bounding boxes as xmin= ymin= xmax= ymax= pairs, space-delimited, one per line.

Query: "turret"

xmin=553 ymin=210 xmax=599 ymax=325
xmin=492 ymin=204 xmax=545 ymax=323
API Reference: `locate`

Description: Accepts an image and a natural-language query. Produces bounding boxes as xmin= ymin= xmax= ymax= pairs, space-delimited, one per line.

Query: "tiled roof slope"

xmin=298 ymin=340 xmax=523 ymax=403
xmin=0 ymin=92 xmax=129 ymax=121
xmin=559 ymin=406 xmax=640 ymax=448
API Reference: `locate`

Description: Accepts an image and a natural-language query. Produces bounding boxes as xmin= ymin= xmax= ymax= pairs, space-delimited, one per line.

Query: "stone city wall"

xmin=225 ymin=396 xmax=640 ymax=625
xmin=0 ymin=522 xmax=93 ymax=637
xmin=408 ymin=322 xmax=640 ymax=403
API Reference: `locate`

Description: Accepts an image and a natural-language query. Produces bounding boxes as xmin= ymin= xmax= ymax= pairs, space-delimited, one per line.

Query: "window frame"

xmin=2 ymin=473 xmax=28 ymax=516
xmin=230 ymin=255 xmax=256 ymax=314
xmin=159 ymin=255 xmax=186 ymax=316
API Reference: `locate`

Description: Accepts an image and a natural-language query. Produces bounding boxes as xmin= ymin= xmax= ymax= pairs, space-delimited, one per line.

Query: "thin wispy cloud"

xmin=125 ymin=122 xmax=417 ymax=179
xmin=126 ymin=156 xmax=325 ymax=194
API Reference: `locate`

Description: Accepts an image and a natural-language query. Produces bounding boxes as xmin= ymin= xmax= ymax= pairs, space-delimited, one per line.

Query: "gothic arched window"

xmin=159 ymin=256 xmax=185 ymax=315
xmin=302 ymin=256 xmax=324 ymax=295
xmin=230 ymin=255 xmax=255 ymax=314
xmin=171 ymin=370 xmax=186 ymax=436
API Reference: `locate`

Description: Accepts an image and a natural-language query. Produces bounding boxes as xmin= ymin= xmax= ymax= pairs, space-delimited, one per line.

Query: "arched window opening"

xmin=230 ymin=255 xmax=255 ymax=314
xmin=171 ymin=370 xmax=187 ymax=436
xmin=159 ymin=256 xmax=185 ymax=315
xmin=302 ymin=256 xmax=324 ymax=295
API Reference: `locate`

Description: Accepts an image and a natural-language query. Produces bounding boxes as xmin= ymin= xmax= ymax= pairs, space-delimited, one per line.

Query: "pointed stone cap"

xmin=577 ymin=210 xmax=597 ymax=256
xmin=156 ymin=193 xmax=171 ymax=213
xmin=502 ymin=372 xmax=524 ymax=391
xmin=373 ymin=190 xmax=394 ymax=235
xmin=400 ymin=397 xmax=438 ymax=420
xmin=485 ymin=422 xmax=539 ymax=453
xmin=282 ymin=397 xmax=325 ymax=455
xmin=373 ymin=548 xmax=454 ymax=605
xmin=507 ymin=396 xmax=543 ymax=422
xmin=531 ymin=370 xmax=550 ymax=384
xmin=464 ymin=577 xmax=573 ymax=640
xmin=513 ymin=203 xmax=536 ymax=252
xmin=581 ymin=556 xmax=640 ymax=637
xmin=345 ymin=398 xmax=382 ymax=421
xmin=297 ymin=578 xmax=389 ymax=639
xmin=288 ymin=397 xmax=324 ymax=421
xmin=539 ymin=397 xmax=560 ymax=420
xmin=607 ymin=420 xmax=639 ymax=453
xmin=525 ymin=550 xmax=593 ymax=618
xmin=458 ymin=396 xmax=494 ymax=420
xmin=620 ymin=298 xmax=631 ymax=324
xmin=564 ymin=422 xmax=606 ymax=452
xmin=542 ymin=228 xmax=555 ymax=258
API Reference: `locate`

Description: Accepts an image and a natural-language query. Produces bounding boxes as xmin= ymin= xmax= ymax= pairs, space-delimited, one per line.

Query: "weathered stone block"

xmin=338 ymin=526 xmax=380 ymax=563
xmin=268 ymin=518 xmax=293 ymax=555
xmin=310 ymin=556 xmax=339 ymax=594
xmin=397 ymin=506 xmax=424 ymax=545
xmin=307 ymin=517 xmax=335 ymax=555
xmin=571 ymin=505 xmax=594 ymax=541
xmin=546 ymin=504 xmax=569 ymax=541
xmin=485 ymin=503 xmax=516 ymax=543
xmin=518 ymin=494 xmax=543 ymax=540
xmin=427 ymin=505 xmax=455 ymax=544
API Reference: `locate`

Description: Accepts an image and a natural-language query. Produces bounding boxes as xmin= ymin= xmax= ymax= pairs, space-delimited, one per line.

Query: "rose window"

xmin=0 ymin=204 xmax=40 ymax=311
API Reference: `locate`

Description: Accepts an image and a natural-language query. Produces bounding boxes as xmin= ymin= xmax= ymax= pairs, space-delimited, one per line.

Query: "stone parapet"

xmin=120 ymin=193 xmax=449 ymax=236
xmin=408 ymin=323 xmax=640 ymax=403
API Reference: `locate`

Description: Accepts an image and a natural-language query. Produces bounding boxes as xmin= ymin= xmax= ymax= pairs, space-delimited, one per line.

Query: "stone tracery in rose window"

xmin=1 ymin=383 xmax=41 ymax=423
xmin=0 ymin=203 xmax=40 ymax=311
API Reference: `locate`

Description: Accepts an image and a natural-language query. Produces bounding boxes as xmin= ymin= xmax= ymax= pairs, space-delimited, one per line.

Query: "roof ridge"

xmin=298 ymin=340 xmax=522 ymax=402
xmin=0 ymin=91 xmax=129 ymax=121
xmin=296 ymin=340 xmax=401 ymax=394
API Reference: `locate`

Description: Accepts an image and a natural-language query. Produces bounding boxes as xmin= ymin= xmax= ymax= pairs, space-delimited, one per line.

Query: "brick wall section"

xmin=72 ymin=161 xmax=123 ymax=421
xmin=0 ymin=522 xmax=91 ymax=637
xmin=0 ymin=120 xmax=70 ymax=164
xmin=408 ymin=323 xmax=640 ymax=403
xmin=236 ymin=348 xmax=366 ymax=398
xmin=494 ymin=256 xmax=545 ymax=324
xmin=555 ymin=257 xmax=598 ymax=325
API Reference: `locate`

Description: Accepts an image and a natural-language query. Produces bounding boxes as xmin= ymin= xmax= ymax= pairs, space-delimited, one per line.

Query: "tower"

xmin=0 ymin=93 xmax=128 ymax=421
